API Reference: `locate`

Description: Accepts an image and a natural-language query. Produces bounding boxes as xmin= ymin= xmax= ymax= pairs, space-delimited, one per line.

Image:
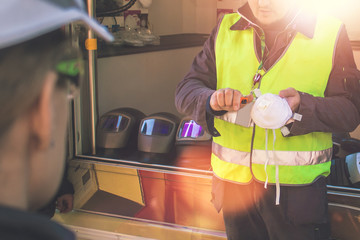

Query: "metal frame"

xmin=87 ymin=0 xmax=98 ymax=155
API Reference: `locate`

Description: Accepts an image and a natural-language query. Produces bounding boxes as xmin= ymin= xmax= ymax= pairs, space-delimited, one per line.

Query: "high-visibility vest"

xmin=212 ymin=13 xmax=342 ymax=185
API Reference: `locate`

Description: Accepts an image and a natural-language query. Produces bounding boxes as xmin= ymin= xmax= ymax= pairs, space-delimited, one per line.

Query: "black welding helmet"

xmin=176 ymin=117 xmax=211 ymax=145
xmin=138 ymin=112 xmax=180 ymax=153
xmin=96 ymin=108 xmax=146 ymax=150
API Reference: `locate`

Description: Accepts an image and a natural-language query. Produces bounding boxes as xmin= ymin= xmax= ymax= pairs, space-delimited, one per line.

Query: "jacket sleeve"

xmin=289 ymin=25 xmax=360 ymax=135
xmin=175 ymin=23 xmax=219 ymax=133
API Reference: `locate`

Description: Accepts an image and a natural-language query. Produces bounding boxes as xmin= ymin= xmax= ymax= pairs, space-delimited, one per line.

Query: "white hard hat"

xmin=0 ymin=0 xmax=114 ymax=49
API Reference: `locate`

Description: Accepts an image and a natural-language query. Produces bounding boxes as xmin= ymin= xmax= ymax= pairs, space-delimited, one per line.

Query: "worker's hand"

xmin=56 ymin=194 xmax=74 ymax=213
xmin=279 ymin=87 xmax=300 ymax=112
xmin=210 ymin=88 xmax=254 ymax=112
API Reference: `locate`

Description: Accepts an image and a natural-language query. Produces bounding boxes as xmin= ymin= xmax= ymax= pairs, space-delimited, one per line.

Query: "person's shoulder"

xmin=0 ymin=205 xmax=76 ymax=240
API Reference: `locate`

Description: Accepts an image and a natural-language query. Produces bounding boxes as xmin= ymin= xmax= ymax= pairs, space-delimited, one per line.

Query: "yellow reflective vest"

xmin=212 ymin=13 xmax=342 ymax=185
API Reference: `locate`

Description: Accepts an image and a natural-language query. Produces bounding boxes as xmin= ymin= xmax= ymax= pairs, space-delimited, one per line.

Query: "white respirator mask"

xmin=251 ymin=93 xmax=292 ymax=129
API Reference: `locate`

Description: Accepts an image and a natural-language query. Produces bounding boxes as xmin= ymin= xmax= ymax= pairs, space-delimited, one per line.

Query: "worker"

xmin=175 ymin=0 xmax=360 ymax=239
xmin=0 ymin=0 xmax=112 ymax=239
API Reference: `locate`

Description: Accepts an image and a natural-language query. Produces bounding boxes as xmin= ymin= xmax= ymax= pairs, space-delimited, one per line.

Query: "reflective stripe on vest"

xmin=212 ymin=142 xmax=332 ymax=184
xmin=212 ymin=13 xmax=342 ymax=185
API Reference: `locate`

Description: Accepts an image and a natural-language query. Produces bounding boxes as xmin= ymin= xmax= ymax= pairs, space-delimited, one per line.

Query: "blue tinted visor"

xmin=141 ymin=119 xmax=173 ymax=136
xmin=178 ymin=120 xmax=204 ymax=139
xmin=100 ymin=115 xmax=129 ymax=132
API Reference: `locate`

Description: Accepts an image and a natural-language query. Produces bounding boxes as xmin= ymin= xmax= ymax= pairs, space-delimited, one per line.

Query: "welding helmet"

xmin=97 ymin=108 xmax=146 ymax=150
xmin=174 ymin=117 xmax=212 ymax=170
xmin=346 ymin=153 xmax=360 ymax=186
xmin=176 ymin=117 xmax=211 ymax=145
xmin=138 ymin=112 xmax=180 ymax=153
xmin=328 ymin=135 xmax=360 ymax=187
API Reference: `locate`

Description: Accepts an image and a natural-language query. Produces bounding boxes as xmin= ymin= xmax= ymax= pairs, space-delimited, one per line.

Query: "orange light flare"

xmin=172 ymin=144 xmax=266 ymax=225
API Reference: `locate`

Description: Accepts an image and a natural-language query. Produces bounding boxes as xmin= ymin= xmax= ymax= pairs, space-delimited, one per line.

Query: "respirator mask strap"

xmin=273 ymin=128 xmax=280 ymax=205
xmin=263 ymin=128 xmax=280 ymax=205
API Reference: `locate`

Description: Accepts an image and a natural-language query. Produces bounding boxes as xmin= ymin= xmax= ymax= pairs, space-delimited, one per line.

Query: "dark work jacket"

xmin=0 ymin=205 xmax=76 ymax=240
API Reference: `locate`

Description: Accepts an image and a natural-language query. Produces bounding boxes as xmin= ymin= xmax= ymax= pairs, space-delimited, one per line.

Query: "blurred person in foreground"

xmin=175 ymin=0 xmax=360 ymax=239
xmin=0 ymin=0 xmax=113 ymax=239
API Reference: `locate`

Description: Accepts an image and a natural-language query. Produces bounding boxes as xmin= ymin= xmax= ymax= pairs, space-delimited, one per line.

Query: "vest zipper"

xmin=249 ymin=123 xmax=256 ymax=179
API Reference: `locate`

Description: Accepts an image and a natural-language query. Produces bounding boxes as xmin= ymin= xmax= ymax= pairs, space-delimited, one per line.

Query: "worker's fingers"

xmin=210 ymin=88 xmax=244 ymax=112
xmin=210 ymin=91 xmax=221 ymax=111
xmin=279 ymin=87 xmax=300 ymax=112
xmin=224 ymin=88 xmax=234 ymax=107
xmin=56 ymin=200 xmax=64 ymax=212
xmin=216 ymin=89 xmax=225 ymax=108
xmin=56 ymin=194 xmax=74 ymax=213
xmin=232 ymin=90 xmax=242 ymax=110
xmin=279 ymin=87 xmax=297 ymax=98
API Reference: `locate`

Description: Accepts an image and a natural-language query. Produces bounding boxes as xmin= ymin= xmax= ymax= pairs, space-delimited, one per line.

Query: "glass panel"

xmin=140 ymin=119 xmax=173 ymax=136
xmin=179 ymin=120 xmax=204 ymax=139
xmin=100 ymin=115 xmax=129 ymax=132
xmin=64 ymin=160 xmax=360 ymax=239
xmin=67 ymin=160 xmax=225 ymax=232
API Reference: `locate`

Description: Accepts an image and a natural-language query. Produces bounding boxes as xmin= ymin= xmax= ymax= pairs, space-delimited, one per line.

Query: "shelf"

xmin=94 ymin=36 xmax=360 ymax=59
xmin=96 ymin=33 xmax=209 ymax=58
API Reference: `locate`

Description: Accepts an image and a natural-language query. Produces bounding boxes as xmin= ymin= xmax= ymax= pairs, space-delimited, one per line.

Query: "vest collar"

xmin=231 ymin=3 xmax=316 ymax=39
